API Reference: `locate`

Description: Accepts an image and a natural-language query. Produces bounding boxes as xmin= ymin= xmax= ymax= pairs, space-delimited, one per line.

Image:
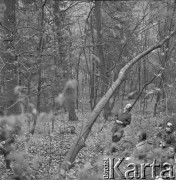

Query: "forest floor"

xmin=0 ymin=99 xmax=164 ymax=180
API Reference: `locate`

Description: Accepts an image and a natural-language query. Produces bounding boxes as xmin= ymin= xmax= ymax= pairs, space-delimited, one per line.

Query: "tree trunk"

xmin=1 ymin=0 xmax=19 ymax=115
xmin=153 ymin=81 xmax=162 ymax=117
xmin=89 ymin=60 xmax=95 ymax=110
xmin=76 ymin=51 xmax=82 ymax=109
xmin=31 ymin=0 xmax=46 ymax=135
xmin=94 ymin=1 xmax=111 ymax=120
xmin=89 ymin=13 xmax=98 ymax=110
xmin=53 ymin=0 xmax=77 ymax=121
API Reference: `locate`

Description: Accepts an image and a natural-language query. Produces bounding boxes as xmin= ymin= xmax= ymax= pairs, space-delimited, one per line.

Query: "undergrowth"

xmin=0 ymin=101 xmax=171 ymax=180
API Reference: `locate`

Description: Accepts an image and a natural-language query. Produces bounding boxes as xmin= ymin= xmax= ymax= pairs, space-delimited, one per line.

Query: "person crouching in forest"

xmin=152 ymin=121 xmax=176 ymax=179
xmin=111 ymin=103 xmax=132 ymax=153
xmin=130 ymin=131 xmax=151 ymax=162
xmin=125 ymin=130 xmax=151 ymax=165
xmin=155 ymin=121 xmax=176 ymax=151
xmin=154 ymin=120 xmax=176 ymax=165
xmin=0 ymin=117 xmax=21 ymax=169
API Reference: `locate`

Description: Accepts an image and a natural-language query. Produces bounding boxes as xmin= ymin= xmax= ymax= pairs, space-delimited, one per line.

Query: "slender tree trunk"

xmin=89 ymin=59 xmax=95 ymax=110
xmin=53 ymin=1 xmax=77 ymax=121
xmin=138 ymin=62 xmax=141 ymax=93
xmin=1 ymin=0 xmax=19 ymax=115
xmin=76 ymin=51 xmax=82 ymax=109
xmin=143 ymin=27 xmax=149 ymax=114
xmin=89 ymin=13 xmax=98 ymax=110
xmin=94 ymin=1 xmax=111 ymax=119
xmin=153 ymin=80 xmax=162 ymax=117
xmin=31 ymin=0 xmax=45 ymax=135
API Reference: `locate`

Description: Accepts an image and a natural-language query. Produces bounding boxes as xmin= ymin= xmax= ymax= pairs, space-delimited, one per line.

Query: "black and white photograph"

xmin=0 ymin=0 xmax=176 ymax=179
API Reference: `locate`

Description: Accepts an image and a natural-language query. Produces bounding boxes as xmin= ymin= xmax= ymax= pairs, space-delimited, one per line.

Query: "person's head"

xmin=169 ymin=145 xmax=175 ymax=153
xmin=167 ymin=145 xmax=176 ymax=158
xmin=158 ymin=123 xmax=163 ymax=129
xmin=137 ymin=130 xmax=147 ymax=143
xmin=124 ymin=103 xmax=132 ymax=112
xmin=112 ymin=129 xmax=124 ymax=143
xmin=165 ymin=122 xmax=174 ymax=134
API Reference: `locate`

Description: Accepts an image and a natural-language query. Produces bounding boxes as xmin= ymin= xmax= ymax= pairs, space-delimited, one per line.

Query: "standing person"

xmin=111 ymin=103 xmax=132 ymax=153
xmin=55 ymin=79 xmax=78 ymax=121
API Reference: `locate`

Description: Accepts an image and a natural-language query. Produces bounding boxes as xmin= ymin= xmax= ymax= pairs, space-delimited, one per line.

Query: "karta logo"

xmin=103 ymin=157 xmax=175 ymax=179
xmin=103 ymin=157 xmax=125 ymax=179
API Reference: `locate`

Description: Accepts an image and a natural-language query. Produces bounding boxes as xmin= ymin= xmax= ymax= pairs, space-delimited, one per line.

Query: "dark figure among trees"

xmin=111 ymin=103 xmax=132 ymax=153
xmin=112 ymin=103 xmax=132 ymax=142
xmin=56 ymin=80 xmax=78 ymax=121
xmin=155 ymin=121 xmax=176 ymax=150
xmin=0 ymin=117 xmax=21 ymax=169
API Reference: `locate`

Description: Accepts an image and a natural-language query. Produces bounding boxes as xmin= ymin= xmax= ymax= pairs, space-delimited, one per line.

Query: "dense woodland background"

xmin=0 ymin=0 xmax=176 ymax=180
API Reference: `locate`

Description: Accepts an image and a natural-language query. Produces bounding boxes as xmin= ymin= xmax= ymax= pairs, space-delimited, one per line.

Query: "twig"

xmin=131 ymin=72 xmax=161 ymax=110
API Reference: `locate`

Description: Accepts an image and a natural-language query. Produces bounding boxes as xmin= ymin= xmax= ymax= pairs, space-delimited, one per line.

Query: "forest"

xmin=0 ymin=0 xmax=176 ymax=180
